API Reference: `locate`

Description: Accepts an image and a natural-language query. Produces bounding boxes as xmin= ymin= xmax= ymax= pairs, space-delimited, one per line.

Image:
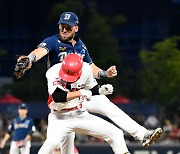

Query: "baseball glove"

xmin=14 ymin=55 xmax=32 ymax=79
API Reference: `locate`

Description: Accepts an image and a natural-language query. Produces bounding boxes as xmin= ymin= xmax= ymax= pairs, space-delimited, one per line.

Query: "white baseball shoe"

xmin=142 ymin=127 xmax=163 ymax=148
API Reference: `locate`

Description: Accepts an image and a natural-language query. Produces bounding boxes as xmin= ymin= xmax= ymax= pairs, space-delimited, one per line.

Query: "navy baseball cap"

xmin=58 ymin=12 xmax=79 ymax=26
xmin=18 ymin=103 xmax=28 ymax=110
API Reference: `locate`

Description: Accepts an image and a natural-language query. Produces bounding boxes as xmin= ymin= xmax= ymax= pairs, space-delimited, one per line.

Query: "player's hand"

xmin=14 ymin=55 xmax=32 ymax=79
xmin=79 ymin=89 xmax=92 ymax=101
xmin=99 ymin=84 xmax=114 ymax=95
xmin=17 ymin=55 xmax=32 ymax=69
xmin=0 ymin=140 xmax=6 ymax=149
xmin=106 ymin=65 xmax=117 ymax=78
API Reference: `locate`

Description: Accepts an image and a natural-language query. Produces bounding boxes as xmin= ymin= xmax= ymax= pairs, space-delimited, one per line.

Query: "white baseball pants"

xmin=83 ymin=95 xmax=147 ymax=141
xmin=9 ymin=141 xmax=31 ymax=154
xmin=38 ymin=109 xmax=129 ymax=154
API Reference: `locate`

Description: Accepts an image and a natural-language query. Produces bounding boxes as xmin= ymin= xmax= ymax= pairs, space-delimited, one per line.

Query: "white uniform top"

xmin=46 ymin=62 xmax=97 ymax=111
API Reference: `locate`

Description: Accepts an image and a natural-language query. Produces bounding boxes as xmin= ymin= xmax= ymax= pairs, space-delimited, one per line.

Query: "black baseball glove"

xmin=14 ymin=56 xmax=32 ymax=79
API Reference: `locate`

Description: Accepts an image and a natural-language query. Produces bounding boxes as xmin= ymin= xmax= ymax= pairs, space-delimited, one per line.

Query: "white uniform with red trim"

xmin=38 ymin=62 xmax=129 ymax=154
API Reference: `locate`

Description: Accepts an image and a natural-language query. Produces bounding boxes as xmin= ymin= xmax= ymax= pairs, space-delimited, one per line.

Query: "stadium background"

xmin=0 ymin=0 xmax=180 ymax=153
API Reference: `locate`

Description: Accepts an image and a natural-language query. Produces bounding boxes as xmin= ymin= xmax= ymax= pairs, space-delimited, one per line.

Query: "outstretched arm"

xmin=28 ymin=47 xmax=48 ymax=62
xmin=14 ymin=47 xmax=48 ymax=79
xmin=90 ymin=63 xmax=117 ymax=79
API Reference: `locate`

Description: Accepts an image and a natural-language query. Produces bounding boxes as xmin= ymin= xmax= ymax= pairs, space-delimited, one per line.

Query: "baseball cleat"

xmin=142 ymin=127 xmax=163 ymax=148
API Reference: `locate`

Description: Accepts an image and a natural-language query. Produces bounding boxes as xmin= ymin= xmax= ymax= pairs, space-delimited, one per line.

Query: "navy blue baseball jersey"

xmin=8 ymin=116 xmax=35 ymax=141
xmin=37 ymin=35 xmax=93 ymax=68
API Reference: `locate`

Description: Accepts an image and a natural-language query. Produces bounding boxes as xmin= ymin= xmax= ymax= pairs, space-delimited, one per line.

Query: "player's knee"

xmin=116 ymin=129 xmax=124 ymax=137
xmin=45 ymin=140 xmax=59 ymax=149
xmin=38 ymin=140 xmax=59 ymax=154
xmin=98 ymin=95 xmax=114 ymax=105
xmin=105 ymin=129 xmax=124 ymax=144
xmin=111 ymin=129 xmax=124 ymax=141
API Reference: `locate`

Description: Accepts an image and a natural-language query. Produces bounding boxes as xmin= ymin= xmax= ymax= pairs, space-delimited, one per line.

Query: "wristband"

xmin=28 ymin=53 xmax=36 ymax=62
xmin=98 ymin=70 xmax=107 ymax=78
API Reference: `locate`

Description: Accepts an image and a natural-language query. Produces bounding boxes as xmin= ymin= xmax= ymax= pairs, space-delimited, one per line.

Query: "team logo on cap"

xmin=64 ymin=14 xmax=71 ymax=20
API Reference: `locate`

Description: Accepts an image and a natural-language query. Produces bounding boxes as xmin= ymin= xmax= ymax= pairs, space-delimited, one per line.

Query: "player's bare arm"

xmin=53 ymin=88 xmax=92 ymax=102
xmin=90 ymin=63 xmax=117 ymax=79
xmin=24 ymin=134 xmax=31 ymax=142
xmin=29 ymin=47 xmax=48 ymax=62
xmin=67 ymin=84 xmax=113 ymax=101
xmin=17 ymin=47 xmax=48 ymax=63
xmin=0 ymin=133 xmax=10 ymax=148
xmin=67 ymin=91 xmax=82 ymax=101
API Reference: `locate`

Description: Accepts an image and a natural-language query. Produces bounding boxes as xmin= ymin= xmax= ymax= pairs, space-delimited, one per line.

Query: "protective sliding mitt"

xmin=98 ymin=84 xmax=114 ymax=95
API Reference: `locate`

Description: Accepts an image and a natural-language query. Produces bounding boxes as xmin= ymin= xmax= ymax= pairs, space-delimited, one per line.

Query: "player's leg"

xmin=83 ymin=95 xmax=162 ymax=147
xmin=73 ymin=111 xmax=130 ymax=154
xmin=83 ymin=95 xmax=147 ymax=141
xmin=9 ymin=141 xmax=20 ymax=154
xmin=38 ymin=122 xmax=60 ymax=154
xmin=60 ymin=131 xmax=75 ymax=154
xmin=38 ymin=113 xmax=72 ymax=154
xmin=19 ymin=141 xmax=31 ymax=154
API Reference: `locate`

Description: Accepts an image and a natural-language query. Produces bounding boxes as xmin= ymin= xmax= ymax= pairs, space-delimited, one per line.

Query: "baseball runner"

xmin=14 ymin=11 xmax=162 ymax=149
xmin=0 ymin=103 xmax=35 ymax=154
xmin=38 ymin=54 xmax=130 ymax=154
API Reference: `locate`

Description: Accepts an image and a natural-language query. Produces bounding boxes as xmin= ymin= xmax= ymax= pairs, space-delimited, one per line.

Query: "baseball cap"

xmin=18 ymin=103 xmax=28 ymax=110
xmin=58 ymin=12 xmax=79 ymax=26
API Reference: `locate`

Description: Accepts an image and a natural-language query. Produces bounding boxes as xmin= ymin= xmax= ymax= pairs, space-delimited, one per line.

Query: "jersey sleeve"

xmin=37 ymin=36 xmax=55 ymax=53
xmin=83 ymin=50 xmax=93 ymax=64
xmin=7 ymin=119 xmax=14 ymax=134
xmin=29 ymin=118 xmax=36 ymax=133
xmin=80 ymin=42 xmax=93 ymax=64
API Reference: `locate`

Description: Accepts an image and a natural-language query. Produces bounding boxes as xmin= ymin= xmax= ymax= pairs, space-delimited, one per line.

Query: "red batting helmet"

xmin=59 ymin=54 xmax=83 ymax=82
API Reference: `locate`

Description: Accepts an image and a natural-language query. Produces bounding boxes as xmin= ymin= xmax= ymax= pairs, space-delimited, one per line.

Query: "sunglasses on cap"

xmin=60 ymin=24 xmax=73 ymax=32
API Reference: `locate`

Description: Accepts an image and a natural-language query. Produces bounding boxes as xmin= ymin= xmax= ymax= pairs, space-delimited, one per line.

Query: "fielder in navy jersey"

xmin=0 ymin=103 xmax=35 ymax=154
xmin=17 ymin=12 xmax=117 ymax=79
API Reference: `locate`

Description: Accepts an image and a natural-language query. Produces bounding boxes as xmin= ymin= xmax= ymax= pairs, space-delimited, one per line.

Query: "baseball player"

xmin=0 ymin=103 xmax=35 ymax=154
xmin=38 ymin=54 xmax=130 ymax=154
xmin=14 ymin=11 xmax=162 ymax=148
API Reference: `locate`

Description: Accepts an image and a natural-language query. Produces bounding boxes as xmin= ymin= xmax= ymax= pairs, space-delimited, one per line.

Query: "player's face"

xmin=18 ymin=108 xmax=28 ymax=118
xmin=59 ymin=24 xmax=78 ymax=42
xmin=60 ymin=79 xmax=73 ymax=85
xmin=60 ymin=79 xmax=79 ymax=87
